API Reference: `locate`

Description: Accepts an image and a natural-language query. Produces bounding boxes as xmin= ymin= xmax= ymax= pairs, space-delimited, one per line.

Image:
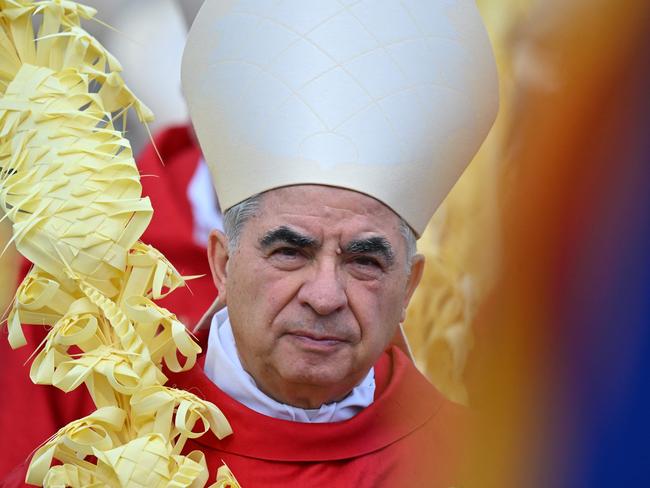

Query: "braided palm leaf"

xmin=0 ymin=1 xmax=233 ymax=486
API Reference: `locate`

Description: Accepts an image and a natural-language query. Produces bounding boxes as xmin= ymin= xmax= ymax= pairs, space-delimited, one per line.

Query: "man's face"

xmin=209 ymin=185 xmax=423 ymax=408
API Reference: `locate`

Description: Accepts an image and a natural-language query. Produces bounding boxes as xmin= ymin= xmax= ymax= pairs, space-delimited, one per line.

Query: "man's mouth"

xmin=285 ymin=331 xmax=349 ymax=351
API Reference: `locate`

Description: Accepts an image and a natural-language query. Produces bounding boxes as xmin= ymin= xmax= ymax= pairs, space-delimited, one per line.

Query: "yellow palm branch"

xmin=0 ymin=1 xmax=233 ymax=486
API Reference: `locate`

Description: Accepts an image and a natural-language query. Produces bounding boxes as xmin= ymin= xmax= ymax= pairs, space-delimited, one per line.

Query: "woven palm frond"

xmin=214 ymin=463 xmax=242 ymax=488
xmin=0 ymin=1 xmax=236 ymax=485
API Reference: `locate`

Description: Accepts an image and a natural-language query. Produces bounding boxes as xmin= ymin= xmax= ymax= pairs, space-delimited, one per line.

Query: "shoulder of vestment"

xmin=166 ymin=339 xmax=467 ymax=462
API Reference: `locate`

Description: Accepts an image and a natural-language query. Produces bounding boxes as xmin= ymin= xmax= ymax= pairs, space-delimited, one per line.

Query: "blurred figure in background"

xmin=78 ymin=0 xmax=201 ymax=152
xmin=460 ymin=0 xmax=650 ymax=486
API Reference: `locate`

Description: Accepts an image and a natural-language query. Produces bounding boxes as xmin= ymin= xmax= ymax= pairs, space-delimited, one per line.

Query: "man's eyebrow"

xmin=259 ymin=226 xmax=318 ymax=249
xmin=344 ymin=237 xmax=395 ymax=265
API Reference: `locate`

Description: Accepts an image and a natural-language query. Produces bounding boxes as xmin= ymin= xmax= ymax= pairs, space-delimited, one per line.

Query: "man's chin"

xmin=276 ymin=359 xmax=367 ymax=400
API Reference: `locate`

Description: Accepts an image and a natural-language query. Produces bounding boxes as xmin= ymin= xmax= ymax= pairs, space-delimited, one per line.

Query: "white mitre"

xmin=182 ymin=0 xmax=498 ymax=236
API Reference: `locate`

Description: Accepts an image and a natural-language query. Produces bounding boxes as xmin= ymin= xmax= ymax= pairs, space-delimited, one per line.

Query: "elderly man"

xmin=165 ymin=0 xmax=499 ymax=485
xmin=167 ymin=185 xmax=453 ymax=486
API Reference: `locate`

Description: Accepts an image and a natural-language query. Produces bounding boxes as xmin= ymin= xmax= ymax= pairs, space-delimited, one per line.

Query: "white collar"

xmin=203 ymin=307 xmax=375 ymax=423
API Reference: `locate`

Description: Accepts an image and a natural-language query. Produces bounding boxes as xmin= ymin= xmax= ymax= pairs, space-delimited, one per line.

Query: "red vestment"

xmin=164 ymin=342 xmax=468 ymax=487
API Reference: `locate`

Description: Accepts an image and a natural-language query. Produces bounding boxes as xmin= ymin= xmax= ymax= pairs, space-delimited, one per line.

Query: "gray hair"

xmin=223 ymin=193 xmax=418 ymax=269
xmin=222 ymin=193 xmax=263 ymax=253
xmin=399 ymin=219 xmax=418 ymax=269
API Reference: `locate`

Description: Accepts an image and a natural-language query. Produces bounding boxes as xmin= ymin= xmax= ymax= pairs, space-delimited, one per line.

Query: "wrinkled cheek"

xmin=364 ymin=299 xmax=404 ymax=349
xmin=268 ymin=275 xmax=307 ymax=312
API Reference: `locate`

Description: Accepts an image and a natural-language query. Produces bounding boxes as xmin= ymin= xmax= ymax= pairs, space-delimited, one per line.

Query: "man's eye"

xmin=353 ymin=256 xmax=380 ymax=268
xmin=274 ymin=247 xmax=300 ymax=258
xmin=269 ymin=247 xmax=307 ymax=269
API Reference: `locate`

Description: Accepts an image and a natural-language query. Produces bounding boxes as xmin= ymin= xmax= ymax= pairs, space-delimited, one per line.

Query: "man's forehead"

xmin=246 ymin=185 xmax=402 ymax=240
xmin=258 ymin=184 xmax=402 ymax=222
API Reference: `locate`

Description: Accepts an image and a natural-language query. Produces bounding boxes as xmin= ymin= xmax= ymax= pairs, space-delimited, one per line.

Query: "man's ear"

xmin=207 ymin=229 xmax=230 ymax=304
xmin=400 ymin=254 xmax=425 ymax=323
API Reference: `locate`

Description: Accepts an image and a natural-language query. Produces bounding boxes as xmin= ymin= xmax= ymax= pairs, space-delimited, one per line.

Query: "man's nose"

xmin=297 ymin=259 xmax=348 ymax=315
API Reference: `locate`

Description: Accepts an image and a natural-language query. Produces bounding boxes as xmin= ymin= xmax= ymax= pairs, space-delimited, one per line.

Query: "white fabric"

xmin=102 ymin=0 xmax=189 ymax=132
xmin=204 ymin=307 xmax=375 ymax=423
xmin=187 ymin=157 xmax=223 ymax=246
xmin=182 ymin=0 xmax=499 ymax=235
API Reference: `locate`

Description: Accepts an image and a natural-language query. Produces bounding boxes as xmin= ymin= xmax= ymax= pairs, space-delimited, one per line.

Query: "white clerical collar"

xmin=204 ymin=307 xmax=375 ymax=423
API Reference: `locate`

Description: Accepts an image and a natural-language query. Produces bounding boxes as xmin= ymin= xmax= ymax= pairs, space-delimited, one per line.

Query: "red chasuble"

xmin=166 ymin=343 xmax=469 ymax=487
